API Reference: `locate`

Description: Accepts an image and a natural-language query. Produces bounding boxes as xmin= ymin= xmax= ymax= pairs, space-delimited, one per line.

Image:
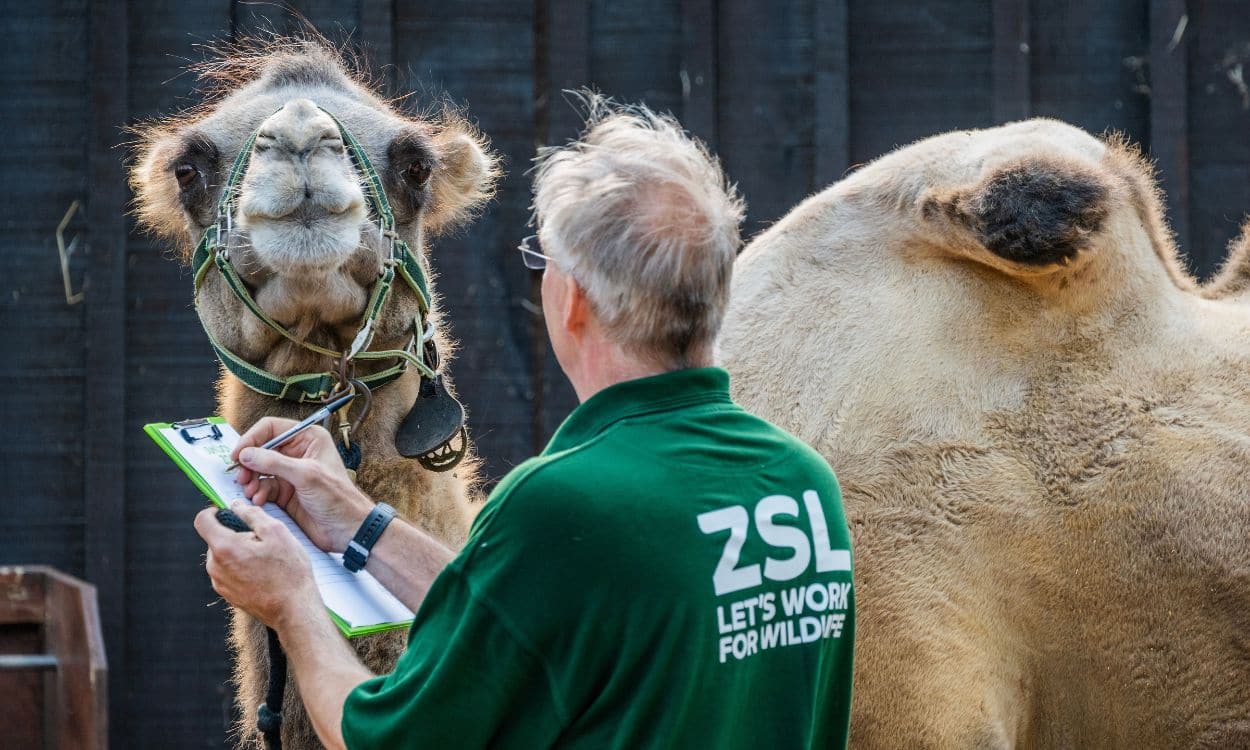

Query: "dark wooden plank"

xmin=84 ymin=1 xmax=127 ymax=747
xmin=291 ymin=0 xmax=362 ymax=43
xmin=1184 ymin=0 xmax=1249 ymax=279
xmin=718 ymin=0 xmax=816 ymax=230
xmin=360 ymin=0 xmax=395 ymax=87
xmin=125 ymin=4 xmax=235 ymax=747
xmin=814 ymin=0 xmax=849 ymax=188
xmin=849 ymin=0 xmax=993 ymax=164
xmin=591 ymin=0 xmax=683 ymax=114
xmin=540 ymin=0 xmax=591 ymax=141
xmin=1029 ymin=0 xmax=1150 ymax=140
xmin=0 ymin=0 xmax=89 ymax=577
xmin=231 ymin=0 xmax=294 ymax=37
xmin=1149 ymin=0 xmax=1191 ymax=260
xmin=534 ymin=0 xmax=590 ymax=450
xmin=395 ymin=0 xmax=546 ymax=480
xmin=992 ymin=0 xmax=1031 ymax=123
xmin=680 ymin=0 xmax=718 ymax=147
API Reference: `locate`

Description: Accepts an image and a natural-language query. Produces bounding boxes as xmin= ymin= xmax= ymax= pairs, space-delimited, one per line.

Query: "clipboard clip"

xmin=172 ymin=418 xmax=223 ymax=444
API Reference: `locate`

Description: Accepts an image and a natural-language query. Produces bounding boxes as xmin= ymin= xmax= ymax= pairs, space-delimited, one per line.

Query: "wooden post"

xmin=992 ymin=0 xmax=1031 ymax=124
xmin=0 ymin=567 xmax=108 ymax=749
xmin=814 ymin=0 xmax=849 ymax=189
xmin=1149 ymin=0 xmax=1190 ymax=254
xmin=85 ymin=1 xmax=127 ymax=745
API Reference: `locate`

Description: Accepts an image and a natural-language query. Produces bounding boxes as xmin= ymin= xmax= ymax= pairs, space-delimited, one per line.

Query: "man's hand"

xmin=231 ymin=417 xmax=373 ymax=551
xmin=194 ymin=501 xmax=319 ymax=629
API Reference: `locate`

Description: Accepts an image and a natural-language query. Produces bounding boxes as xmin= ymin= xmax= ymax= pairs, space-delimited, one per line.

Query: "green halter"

xmin=191 ymin=108 xmax=437 ymax=403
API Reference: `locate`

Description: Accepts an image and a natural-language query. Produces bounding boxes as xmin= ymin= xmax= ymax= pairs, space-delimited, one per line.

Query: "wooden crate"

xmin=0 ymin=566 xmax=107 ymax=749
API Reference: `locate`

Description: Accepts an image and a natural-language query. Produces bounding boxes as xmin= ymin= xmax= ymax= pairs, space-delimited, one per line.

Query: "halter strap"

xmin=191 ymin=106 xmax=436 ymax=402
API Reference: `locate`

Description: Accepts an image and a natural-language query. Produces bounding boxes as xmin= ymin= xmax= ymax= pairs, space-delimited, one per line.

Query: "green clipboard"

xmin=144 ymin=418 xmax=232 ymax=509
xmin=145 ymin=418 xmax=412 ymax=638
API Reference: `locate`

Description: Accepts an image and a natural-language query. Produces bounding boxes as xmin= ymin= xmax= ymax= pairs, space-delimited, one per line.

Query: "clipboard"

xmin=145 ymin=418 xmax=232 ymax=508
xmin=145 ymin=417 xmax=414 ymax=638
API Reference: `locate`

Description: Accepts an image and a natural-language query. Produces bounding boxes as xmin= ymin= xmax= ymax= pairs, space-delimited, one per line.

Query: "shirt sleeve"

xmin=340 ymin=565 xmax=567 ymax=749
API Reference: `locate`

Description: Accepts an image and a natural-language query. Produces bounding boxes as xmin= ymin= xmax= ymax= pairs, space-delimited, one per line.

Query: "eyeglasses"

xmin=517 ymin=234 xmax=556 ymax=271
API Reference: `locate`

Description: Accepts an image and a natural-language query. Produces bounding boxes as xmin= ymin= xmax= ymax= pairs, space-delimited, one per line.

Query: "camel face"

xmin=131 ymin=41 xmax=498 ymax=376
xmin=719 ymin=119 xmax=1250 ymax=747
xmin=235 ymin=99 xmax=368 ymax=271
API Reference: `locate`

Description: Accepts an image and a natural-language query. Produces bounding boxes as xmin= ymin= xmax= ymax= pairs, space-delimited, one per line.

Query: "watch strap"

xmin=342 ymin=502 xmax=396 ymax=572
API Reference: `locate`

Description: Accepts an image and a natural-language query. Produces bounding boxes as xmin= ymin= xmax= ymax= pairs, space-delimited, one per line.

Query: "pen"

xmin=225 ymin=392 xmax=356 ymax=472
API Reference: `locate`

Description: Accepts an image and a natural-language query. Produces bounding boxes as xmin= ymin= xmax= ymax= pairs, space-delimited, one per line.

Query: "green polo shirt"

xmin=341 ymin=367 xmax=854 ymax=748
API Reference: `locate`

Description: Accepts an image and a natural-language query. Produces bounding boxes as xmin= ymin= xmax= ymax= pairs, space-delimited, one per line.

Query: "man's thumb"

xmin=239 ymin=447 xmax=303 ymax=480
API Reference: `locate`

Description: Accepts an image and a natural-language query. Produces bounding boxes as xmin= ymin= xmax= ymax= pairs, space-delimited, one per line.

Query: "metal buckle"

xmin=176 ymin=421 xmax=223 ymax=444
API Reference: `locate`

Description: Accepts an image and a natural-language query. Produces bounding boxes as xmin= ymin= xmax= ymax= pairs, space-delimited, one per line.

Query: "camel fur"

xmin=717 ymin=118 xmax=1250 ymax=748
xmin=130 ymin=36 xmax=498 ymax=748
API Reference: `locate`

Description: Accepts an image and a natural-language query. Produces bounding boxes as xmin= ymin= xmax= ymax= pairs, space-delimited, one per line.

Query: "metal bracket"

xmin=55 ymin=200 xmax=84 ymax=305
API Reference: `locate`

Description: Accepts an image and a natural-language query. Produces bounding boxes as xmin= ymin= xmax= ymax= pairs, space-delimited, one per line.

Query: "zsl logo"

xmin=697 ymin=490 xmax=849 ymax=596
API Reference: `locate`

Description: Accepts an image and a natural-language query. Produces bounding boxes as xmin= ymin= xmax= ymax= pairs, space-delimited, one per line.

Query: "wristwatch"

xmin=342 ymin=502 xmax=396 ymax=572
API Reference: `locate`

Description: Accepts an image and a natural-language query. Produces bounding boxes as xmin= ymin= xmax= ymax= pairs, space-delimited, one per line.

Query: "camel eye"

xmin=175 ymin=163 xmax=198 ymax=189
xmin=406 ymin=162 xmax=431 ymax=189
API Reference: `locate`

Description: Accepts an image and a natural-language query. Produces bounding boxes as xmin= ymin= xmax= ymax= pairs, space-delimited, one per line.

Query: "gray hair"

xmin=531 ymin=96 xmax=746 ymax=368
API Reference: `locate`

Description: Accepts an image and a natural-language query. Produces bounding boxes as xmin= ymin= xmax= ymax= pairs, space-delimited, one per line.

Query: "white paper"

xmin=160 ymin=423 xmax=414 ymax=632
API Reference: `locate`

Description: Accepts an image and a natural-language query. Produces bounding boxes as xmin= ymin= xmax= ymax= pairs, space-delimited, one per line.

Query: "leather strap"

xmin=343 ymin=502 xmax=396 ymax=572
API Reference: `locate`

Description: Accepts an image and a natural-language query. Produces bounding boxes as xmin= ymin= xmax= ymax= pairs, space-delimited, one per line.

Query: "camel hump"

xmin=922 ymin=156 xmax=1112 ymax=269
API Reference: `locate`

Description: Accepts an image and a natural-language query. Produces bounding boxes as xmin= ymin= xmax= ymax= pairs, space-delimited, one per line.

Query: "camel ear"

xmin=129 ymin=127 xmax=194 ymax=249
xmin=425 ymin=121 xmax=500 ymax=234
xmin=921 ymin=158 xmax=1112 ymax=269
xmin=1203 ymin=221 xmax=1250 ymax=300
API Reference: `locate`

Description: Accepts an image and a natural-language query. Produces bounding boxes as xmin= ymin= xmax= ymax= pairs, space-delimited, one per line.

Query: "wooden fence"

xmin=1 ymin=0 xmax=1246 ymax=746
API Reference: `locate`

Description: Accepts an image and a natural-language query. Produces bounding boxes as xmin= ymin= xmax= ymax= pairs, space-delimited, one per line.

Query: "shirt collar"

xmin=543 ymin=367 xmax=733 ymax=454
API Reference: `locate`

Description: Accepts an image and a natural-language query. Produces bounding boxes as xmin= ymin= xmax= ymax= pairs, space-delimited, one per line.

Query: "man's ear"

xmin=563 ymin=272 xmax=592 ymax=336
xmin=425 ymin=118 xmax=501 ymax=234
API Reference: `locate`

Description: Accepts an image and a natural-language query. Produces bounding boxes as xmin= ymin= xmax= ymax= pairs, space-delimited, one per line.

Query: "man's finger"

xmin=230 ymin=500 xmax=279 ymax=536
xmin=238 ymin=446 xmax=309 ymax=485
xmin=194 ymin=506 xmax=236 ymax=546
xmin=232 ymin=416 xmax=300 ymax=462
xmin=250 ymin=476 xmax=286 ymax=507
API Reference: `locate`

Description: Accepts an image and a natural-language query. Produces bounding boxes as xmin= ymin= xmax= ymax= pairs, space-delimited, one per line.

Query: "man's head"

xmin=531 ymin=97 xmax=745 ymax=387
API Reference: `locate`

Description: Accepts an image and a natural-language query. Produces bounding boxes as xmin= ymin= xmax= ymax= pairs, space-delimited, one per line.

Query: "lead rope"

xmin=257 ymin=627 xmax=287 ymax=750
xmin=255 ymin=377 xmax=370 ymax=749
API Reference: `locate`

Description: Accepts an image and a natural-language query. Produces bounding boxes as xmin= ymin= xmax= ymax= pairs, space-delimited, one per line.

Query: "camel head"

xmin=130 ymin=37 xmax=499 ymax=390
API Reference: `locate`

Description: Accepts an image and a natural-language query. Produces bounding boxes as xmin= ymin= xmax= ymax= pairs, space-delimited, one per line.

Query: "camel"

xmin=130 ymin=37 xmax=497 ymax=748
xmin=717 ymin=119 xmax=1250 ymax=748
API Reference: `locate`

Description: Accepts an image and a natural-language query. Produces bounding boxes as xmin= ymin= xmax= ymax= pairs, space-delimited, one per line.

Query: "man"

xmin=196 ymin=100 xmax=855 ymax=749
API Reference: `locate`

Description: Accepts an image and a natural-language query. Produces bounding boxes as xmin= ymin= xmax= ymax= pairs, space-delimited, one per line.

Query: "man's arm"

xmin=194 ymin=502 xmax=373 ymax=750
xmin=343 ymin=513 xmax=454 ymax=611
xmin=273 ymin=589 xmax=372 ymax=750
